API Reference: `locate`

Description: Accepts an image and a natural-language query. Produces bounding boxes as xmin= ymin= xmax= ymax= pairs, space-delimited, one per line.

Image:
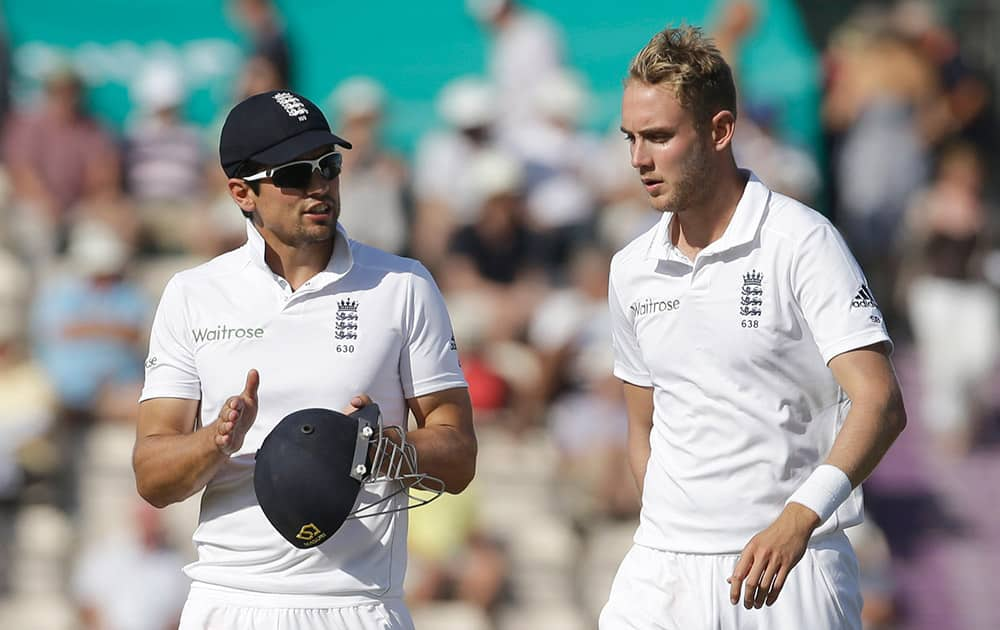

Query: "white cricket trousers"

xmin=179 ymin=583 xmax=415 ymax=630
xmin=600 ymin=531 xmax=862 ymax=630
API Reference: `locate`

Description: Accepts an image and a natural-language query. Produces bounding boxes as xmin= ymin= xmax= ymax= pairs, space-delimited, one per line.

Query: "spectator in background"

xmin=831 ymin=31 xmax=934 ymax=246
xmin=412 ymin=77 xmax=502 ymax=270
xmin=2 ymin=67 xmax=120 ymax=260
xmin=467 ymin=0 xmax=564 ymax=133
xmin=443 ymin=150 xmax=543 ymax=295
xmin=891 ymin=0 xmax=997 ymax=159
xmin=527 ymin=246 xmax=613 ymax=402
xmin=230 ymin=0 xmax=293 ymax=87
xmin=899 ymin=142 xmax=998 ymax=456
xmin=823 ymin=22 xmax=938 ymax=322
xmin=125 ymin=63 xmax=209 ymax=255
xmin=329 ymin=76 xmax=409 ymax=255
xmin=72 ymin=500 xmax=189 ymax=630
xmin=441 ymin=151 xmax=549 ymax=431
xmin=30 ymin=218 xmax=148 ymax=514
xmin=125 ymin=63 xmax=206 ymax=205
xmin=505 ymin=70 xmax=605 ymax=274
xmin=30 ymin=218 xmax=148 ymax=420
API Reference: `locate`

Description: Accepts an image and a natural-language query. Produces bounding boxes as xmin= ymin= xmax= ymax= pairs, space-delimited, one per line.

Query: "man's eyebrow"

xmin=621 ymin=126 xmax=675 ymax=135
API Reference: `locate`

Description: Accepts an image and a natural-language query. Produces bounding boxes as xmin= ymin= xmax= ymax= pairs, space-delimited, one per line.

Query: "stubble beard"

xmin=292 ymin=197 xmax=341 ymax=245
xmin=657 ymin=137 xmax=714 ymax=215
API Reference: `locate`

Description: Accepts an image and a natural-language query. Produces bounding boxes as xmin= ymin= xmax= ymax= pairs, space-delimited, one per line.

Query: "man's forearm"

xmin=407 ymin=424 xmax=477 ymax=493
xmin=134 ymin=426 xmax=228 ymax=508
xmin=824 ymin=387 xmax=906 ymax=487
xmin=627 ymin=431 xmax=651 ymax=496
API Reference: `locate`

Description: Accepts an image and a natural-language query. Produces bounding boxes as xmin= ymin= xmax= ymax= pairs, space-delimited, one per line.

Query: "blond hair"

xmin=628 ymin=25 xmax=737 ymax=127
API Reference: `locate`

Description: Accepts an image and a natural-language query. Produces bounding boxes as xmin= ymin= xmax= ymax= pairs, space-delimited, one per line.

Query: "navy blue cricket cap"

xmin=253 ymin=406 xmax=378 ymax=549
xmin=220 ymin=90 xmax=352 ymax=178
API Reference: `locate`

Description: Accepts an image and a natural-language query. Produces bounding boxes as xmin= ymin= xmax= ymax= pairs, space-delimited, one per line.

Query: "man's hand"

xmin=214 ymin=369 xmax=260 ymax=455
xmin=344 ymin=394 xmax=409 ymax=478
xmin=727 ymin=503 xmax=820 ymax=609
xmin=344 ymin=394 xmax=373 ymax=415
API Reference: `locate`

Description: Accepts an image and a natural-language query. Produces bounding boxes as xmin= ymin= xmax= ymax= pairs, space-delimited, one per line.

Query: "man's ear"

xmin=710 ymin=110 xmax=737 ymax=152
xmin=227 ymin=178 xmax=257 ymax=213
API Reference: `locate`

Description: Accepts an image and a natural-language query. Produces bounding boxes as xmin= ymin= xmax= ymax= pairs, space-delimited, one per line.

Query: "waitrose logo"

xmin=192 ymin=325 xmax=264 ymax=342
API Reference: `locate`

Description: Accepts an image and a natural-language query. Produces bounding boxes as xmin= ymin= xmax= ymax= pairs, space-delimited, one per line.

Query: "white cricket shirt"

xmin=609 ymin=173 xmax=890 ymax=554
xmin=140 ymin=221 xmax=466 ymax=601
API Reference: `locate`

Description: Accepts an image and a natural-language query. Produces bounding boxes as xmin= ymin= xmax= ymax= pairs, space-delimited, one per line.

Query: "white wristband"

xmin=785 ymin=464 xmax=852 ymax=523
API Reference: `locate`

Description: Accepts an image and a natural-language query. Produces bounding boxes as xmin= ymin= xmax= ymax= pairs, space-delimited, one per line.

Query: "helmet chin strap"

xmin=344 ymin=404 xmax=446 ymax=521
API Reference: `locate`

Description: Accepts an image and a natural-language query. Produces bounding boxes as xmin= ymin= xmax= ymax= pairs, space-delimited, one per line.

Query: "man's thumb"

xmin=243 ymin=369 xmax=260 ymax=400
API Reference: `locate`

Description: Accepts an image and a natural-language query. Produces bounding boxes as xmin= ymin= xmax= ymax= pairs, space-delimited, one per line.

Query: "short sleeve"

xmin=791 ymin=223 xmax=892 ymax=364
xmin=399 ymin=262 xmax=467 ymax=398
xmin=139 ymin=276 xmax=201 ymax=402
xmin=609 ymin=265 xmax=651 ymax=387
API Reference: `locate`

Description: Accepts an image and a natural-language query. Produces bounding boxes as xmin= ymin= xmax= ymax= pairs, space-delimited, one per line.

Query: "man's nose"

xmin=630 ymin=139 xmax=652 ymax=169
xmin=306 ymin=167 xmax=333 ymax=194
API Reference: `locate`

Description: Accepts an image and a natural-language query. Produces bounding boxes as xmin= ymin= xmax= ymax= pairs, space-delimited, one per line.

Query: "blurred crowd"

xmin=0 ymin=1 xmax=998 ymax=629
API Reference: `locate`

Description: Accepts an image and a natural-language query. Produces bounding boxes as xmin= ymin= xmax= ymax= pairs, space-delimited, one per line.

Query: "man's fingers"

xmin=765 ymin=566 xmax=791 ymax=606
xmin=729 ymin=553 xmax=752 ymax=604
xmin=219 ymin=396 xmax=241 ymax=422
xmin=347 ymin=394 xmax=373 ymax=412
xmin=743 ymin=562 xmax=765 ymax=609
xmin=243 ymin=369 xmax=260 ymax=401
xmin=754 ymin=564 xmax=777 ymax=609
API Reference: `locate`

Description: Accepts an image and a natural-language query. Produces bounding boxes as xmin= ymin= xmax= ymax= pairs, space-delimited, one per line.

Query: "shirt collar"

xmin=243 ymin=219 xmax=355 ymax=281
xmin=646 ymin=170 xmax=770 ymax=260
xmin=646 ymin=210 xmax=675 ymax=261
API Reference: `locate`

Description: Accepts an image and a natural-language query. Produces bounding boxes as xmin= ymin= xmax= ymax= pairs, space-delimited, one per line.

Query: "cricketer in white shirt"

xmin=603 ymin=173 xmax=899 ymax=629
xmin=140 ymin=221 xmax=466 ymax=603
xmin=609 ymin=173 xmax=890 ymax=552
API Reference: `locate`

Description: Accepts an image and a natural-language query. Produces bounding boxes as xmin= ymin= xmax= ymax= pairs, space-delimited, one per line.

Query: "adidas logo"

xmin=851 ymin=285 xmax=878 ymax=309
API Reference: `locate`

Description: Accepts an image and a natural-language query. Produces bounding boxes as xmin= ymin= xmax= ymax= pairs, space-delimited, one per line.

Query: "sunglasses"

xmin=243 ymin=151 xmax=343 ymax=189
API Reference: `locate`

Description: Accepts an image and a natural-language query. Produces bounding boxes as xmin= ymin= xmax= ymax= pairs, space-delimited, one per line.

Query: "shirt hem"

xmin=406 ymin=377 xmax=468 ymax=399
xmin=139 ymin=388 xmax=201 ymax=403
xmin=820 ymin=331 xmax=892 ymax=365
xmin=612 ymin=365 xmax=651 ymax=388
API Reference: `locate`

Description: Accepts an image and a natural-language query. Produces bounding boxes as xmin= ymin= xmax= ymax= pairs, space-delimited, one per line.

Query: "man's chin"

xmin=647 ymin=194 xmax=674 ymax=213
xmin=297 ymin=223 xmax=335 ymax=241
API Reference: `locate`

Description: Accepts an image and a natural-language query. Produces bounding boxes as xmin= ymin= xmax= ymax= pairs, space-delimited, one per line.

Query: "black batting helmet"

xmin=253 ymin=404 xmax=444 ymax=549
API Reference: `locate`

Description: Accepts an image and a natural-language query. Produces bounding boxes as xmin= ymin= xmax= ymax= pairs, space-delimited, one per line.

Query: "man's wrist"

xmin=784 ymin=463 xmax=853 ymax=525
xmin=202 ymin=422 xmax=233 ymax=457
xmin=782 ymin=500 xmax=823 ymax=532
